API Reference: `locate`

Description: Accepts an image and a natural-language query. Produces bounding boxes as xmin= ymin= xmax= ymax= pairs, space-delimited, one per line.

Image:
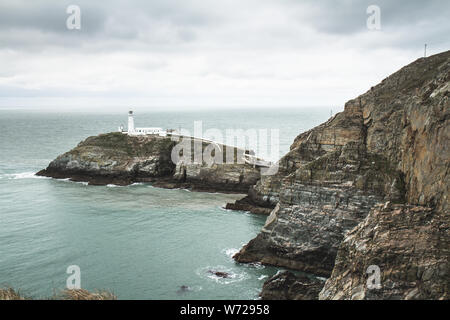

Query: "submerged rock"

xmin=208 ymin=270 xmax=230 ymax=278
xmin=177 ymin=285 xmax=191 ymax=294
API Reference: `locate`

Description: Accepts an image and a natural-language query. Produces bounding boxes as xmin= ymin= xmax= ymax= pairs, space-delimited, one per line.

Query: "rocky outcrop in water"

xmin=37 ymin=132 xmax=261 ymax=193
xmin=37 ymin=133 xmax=176 ymax=185
xmin=224 ymin=194 xmax=274 ymax=215
xmin=234 ymin=50 xmax=449 ymax=299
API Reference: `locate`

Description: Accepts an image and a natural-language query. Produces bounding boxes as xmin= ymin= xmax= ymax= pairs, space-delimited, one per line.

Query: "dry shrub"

xmin=0 ymin=287 xmax=116 ymax=300
xmin=55 ymin=289 xmax=117 ymax=300
xmin=0 ymin=288 xmax=26 ymax=300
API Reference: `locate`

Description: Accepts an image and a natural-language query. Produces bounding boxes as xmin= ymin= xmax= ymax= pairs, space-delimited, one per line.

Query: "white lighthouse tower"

xmin=128 ymin=110 xmax=135 ymax=134
xmin=122 ymin=110 xmax=166 ymax=136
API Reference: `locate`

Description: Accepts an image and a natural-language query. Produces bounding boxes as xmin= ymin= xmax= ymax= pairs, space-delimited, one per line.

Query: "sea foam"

xmin=222 ymin=248 xmax=239 ymax=258
xmin=3 ymin=172 xmax=49 ymax=180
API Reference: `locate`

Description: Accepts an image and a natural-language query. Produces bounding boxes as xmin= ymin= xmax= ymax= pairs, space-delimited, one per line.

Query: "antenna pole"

xmin=424 ymin=44 xmax=427 ymax=58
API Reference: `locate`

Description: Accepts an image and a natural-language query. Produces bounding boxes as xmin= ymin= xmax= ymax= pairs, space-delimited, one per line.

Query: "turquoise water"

xmin=0 ymin=108 xmax=330 ymax=299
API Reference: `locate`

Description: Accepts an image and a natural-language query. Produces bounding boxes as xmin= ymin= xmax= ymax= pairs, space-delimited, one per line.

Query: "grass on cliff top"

xmin=78 ymin=132 xmax=177 ymax=157
xmin=372 ymin=50 xmax=449 ymax=101
xmin=78 ymin=132 xmax=254 ymax=165
xmin=0 ymin=287 xmax=116 ymax=300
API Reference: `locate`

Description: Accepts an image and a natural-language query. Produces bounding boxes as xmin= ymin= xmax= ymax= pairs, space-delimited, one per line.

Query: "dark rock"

xmin=319 ymin=204 xmax=450 ymax=300
xmin=177 ymin=285 xmax=191 ymax=294
xmin=225 ymin=196 xmax=274 ymax=215
xmin=208 ymin=270 xmax=230 ymax=278
xmin=260 ymin=271 xmax=324 ymax=300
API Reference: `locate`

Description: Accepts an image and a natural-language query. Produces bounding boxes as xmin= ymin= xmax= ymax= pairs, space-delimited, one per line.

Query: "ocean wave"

xmin=244 ymin=287 xmax=263 ymax=300
xmin=107 ymin=182 xmax=144 ymax=188
xmin=53 ymin=178 xmax=88 ymax=185
xmin=2 ymin=172 xmax=49 ymax=180
xmin=188 ymin=285 xmax=203 ymax=292
xmin=74 ymin=181 xmax=89 ymax=186
xmin=244 ymin=262 xmax=265 ymax=270
xmin=51 ymin=178 xmax=86 ymax=186
xmin=221 ymin=248 xmax=239 ymax=259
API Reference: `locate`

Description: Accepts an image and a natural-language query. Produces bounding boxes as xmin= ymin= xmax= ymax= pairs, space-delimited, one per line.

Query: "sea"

xmin=0 ymin=107 xmax=332 ymax=299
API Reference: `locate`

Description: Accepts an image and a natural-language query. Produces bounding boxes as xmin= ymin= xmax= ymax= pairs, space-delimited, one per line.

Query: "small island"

xmin=36 ymin=112 xmax=266 ymax=194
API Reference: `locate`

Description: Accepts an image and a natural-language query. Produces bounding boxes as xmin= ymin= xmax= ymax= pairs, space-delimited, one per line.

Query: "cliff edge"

xmin=235 ymin=50 xmax=449 ymax=299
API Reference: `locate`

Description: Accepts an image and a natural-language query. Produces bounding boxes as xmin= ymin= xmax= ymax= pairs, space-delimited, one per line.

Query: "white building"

xmin=119 ymin=110 xmax=167 ymax=136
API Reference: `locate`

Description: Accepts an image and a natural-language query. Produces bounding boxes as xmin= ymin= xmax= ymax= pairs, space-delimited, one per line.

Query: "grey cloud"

xmin=1 ymin=0 xmax=448 ymax=52
xmin=0 ymin=0 xmax=214 ymax=50
xmin=0 ymin=0 xmax=106 ymax=35
xmin=0 ymin=0 xmax=448 ymax=108
xmin=288 ymin=0 xmax=448 ymax=34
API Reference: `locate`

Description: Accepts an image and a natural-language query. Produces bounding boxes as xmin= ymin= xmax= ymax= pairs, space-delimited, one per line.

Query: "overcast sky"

xmin=0 ymin=0 xmax=448 ymax=111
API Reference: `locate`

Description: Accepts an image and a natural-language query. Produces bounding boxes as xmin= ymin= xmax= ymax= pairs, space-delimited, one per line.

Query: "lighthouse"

xmin=120 ymin=110 xmax=167 ymax=136
xmin=128 ymin=110 xmax=135 ymax=134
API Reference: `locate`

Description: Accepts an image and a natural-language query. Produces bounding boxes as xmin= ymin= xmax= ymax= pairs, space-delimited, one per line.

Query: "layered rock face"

xmin=234 ymin=142 xmax=389 ymax=275
xmin=234 ymin=50 xmax=450 ymax=288
xmin=37 ymin=132 xmax=261 ymax=192
xmin=260 ymin=271 xmax=324 ymax=300
xmin=319 ymin=204 xmax=449 ymax=300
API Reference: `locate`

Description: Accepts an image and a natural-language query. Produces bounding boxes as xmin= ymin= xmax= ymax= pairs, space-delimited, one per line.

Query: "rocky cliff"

xmin=37 ymin=132 xmax=261 ymax=193
xmin=319 ymin=203 xmax=449 ymax=300
xmin=259 ymin=271 xmax=324 ymax=300
xmin=235 ymin=50 xmax=449 ymax=298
